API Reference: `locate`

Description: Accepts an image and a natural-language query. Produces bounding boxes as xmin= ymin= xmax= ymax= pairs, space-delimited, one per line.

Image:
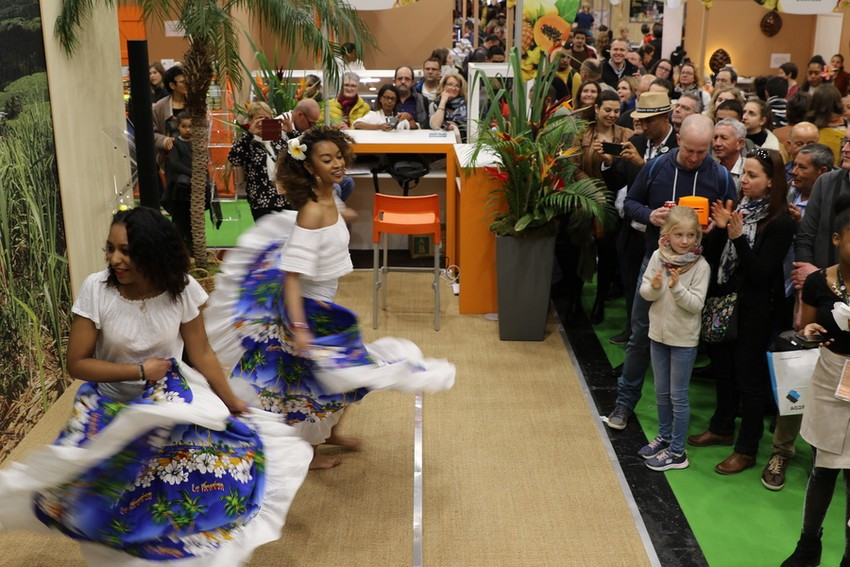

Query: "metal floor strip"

xmin=555 ymin=316 xmax=663 ymax=567
xmin=413 ymin=391 xmax=423 ymax=567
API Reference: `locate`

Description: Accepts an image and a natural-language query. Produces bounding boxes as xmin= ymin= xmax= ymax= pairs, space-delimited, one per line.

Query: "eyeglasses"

xmin=747 ymin=148 xmax=772 ymax=161
xmin=380 ymin=95 xmax=398 ymax=102
xmin=298 ymin=111 xmax=318 ymax=127
xmin=841 ymin=137 xmax=850 ymax=148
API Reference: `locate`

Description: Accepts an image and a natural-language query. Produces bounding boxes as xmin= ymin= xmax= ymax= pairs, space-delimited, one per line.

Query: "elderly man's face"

xmin=294 ymin=106 xmax=319 ymax=131
xmin=792 ymin=152 xmax=824 ymax=194
xmin=712 ymin=125 xmax=743 ymax=162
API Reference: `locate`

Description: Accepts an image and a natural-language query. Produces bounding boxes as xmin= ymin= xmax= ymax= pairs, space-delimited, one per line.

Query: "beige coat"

xmin=640 ymin=250 xmax=710 ymax=348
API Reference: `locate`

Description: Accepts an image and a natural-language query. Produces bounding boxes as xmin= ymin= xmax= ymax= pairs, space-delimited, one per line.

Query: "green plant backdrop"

xmin=0 ymin=3 xmax=71 ymax=450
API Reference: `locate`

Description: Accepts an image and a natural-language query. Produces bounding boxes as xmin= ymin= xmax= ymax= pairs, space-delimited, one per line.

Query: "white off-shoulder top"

xmin=278 ymin=213 xmax=353 ymax=302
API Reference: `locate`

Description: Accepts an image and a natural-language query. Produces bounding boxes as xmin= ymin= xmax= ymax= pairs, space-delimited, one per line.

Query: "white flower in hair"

xmin=287 ymin=137 xmax=308 ymax=161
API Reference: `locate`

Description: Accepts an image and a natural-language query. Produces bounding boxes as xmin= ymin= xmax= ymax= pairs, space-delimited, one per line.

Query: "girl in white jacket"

xmin=638 ymin=206 xmax=710 ymax=471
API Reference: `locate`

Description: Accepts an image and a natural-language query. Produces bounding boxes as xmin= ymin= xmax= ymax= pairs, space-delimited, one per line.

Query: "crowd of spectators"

xmin=135 ymin=8 xmax=850 ymax=562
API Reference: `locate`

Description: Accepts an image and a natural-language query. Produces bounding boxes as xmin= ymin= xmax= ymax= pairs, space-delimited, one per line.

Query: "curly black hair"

xmin=275 ymin=126 xmax=355 ymax=209
xmin=106 ymin=207 xmax=189 ymax=301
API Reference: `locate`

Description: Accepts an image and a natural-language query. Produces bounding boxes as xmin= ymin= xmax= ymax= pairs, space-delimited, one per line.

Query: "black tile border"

xmin=554 ymin=296 xmax=709 ymax=567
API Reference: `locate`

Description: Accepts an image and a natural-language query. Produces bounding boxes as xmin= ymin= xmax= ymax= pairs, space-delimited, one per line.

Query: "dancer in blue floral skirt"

xmin=205 ymin=126 xmax=455 ymax=469
xmin=0 ymin=207 xmax=313 ymax=566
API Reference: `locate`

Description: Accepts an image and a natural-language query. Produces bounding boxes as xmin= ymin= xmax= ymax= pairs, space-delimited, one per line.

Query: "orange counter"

xmin=453 ymin=145 xmax=506 ymax=314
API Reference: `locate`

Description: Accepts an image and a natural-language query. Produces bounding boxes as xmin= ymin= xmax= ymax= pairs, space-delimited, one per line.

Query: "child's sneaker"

xmin=646 ymin=449 xmax=689 ymax=471
xmin=638 ymin=436 xmax=671 ymax=460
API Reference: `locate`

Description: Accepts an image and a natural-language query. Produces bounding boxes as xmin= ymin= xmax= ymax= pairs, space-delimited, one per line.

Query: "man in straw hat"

xmin=603 ymin=91 xmax=678 ymax=347
xmin=603 ymin=111 xmax=737 ymax=434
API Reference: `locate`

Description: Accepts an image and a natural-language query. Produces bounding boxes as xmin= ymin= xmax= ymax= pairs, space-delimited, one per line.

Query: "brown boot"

xmin=715 ymin=452 xmax=756 ymax=475
xmin=687 ymin=430 xmax=734 ymax=447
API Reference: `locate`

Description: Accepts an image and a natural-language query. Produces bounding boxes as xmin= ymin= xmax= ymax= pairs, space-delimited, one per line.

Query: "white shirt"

xmin=72 ymin=270 xmax=208 ymax=401
xmin=353 ymin=109 xmax=394 ymax=126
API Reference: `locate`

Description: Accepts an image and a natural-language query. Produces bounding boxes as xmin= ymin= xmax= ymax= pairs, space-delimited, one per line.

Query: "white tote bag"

xmin=767 ymin=349 xmax=820 ymax=416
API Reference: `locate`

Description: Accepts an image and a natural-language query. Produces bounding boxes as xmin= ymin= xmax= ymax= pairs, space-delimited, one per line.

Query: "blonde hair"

xmin=661 ymin=206 xmax=702 ymax=245
xmin=435 ymin=72 xmax=468 ymax=100
xmin=248 ymin=101 xmax=274 ymax=121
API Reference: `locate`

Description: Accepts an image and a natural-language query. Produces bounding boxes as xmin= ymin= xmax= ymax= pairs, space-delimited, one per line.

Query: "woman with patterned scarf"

xmin=690 ymin=148 xmax=796 ymax=476
xmin=327 ymin=72 xmax=370 ymax=129
xmin=637 ymin=206 xmax=710 ymax=472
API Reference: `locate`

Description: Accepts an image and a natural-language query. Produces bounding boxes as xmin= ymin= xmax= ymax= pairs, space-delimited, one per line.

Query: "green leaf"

xmin=514 ymin=213 xmax=535 ymax=232
xmin=555 ymin=0 xmax=580 ymax=24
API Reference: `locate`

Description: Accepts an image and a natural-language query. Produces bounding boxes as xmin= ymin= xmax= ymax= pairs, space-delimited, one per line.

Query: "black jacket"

xmin=601 ymin=128 xmax=679 ymax=198
xmin=600 ymin=59 xmax=639 ymax=89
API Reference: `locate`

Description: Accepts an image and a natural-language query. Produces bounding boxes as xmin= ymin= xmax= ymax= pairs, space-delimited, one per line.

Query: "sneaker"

xmin=646 ymin=449 xmax=689 ymax=471
xmin=606 ymin=404 xmax=632 ymax=430
xmin=639 ymin=436 xmax=671 ymax=459
xmin=762 ymin=453 xmax=789 ymax=491
xmin=609 ymin=328 xmax=631 ymax=346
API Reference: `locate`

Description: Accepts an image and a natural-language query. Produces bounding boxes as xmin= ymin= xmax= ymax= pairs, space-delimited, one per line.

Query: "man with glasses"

xmin=394 ymin=65 xmax=429 ymax=129
xmin=414 ymin=57 xmax=442 ymax=103
xmin=279 ymin=99 xmax=321 ymax=139
xmin=672 ymin=92 xmax=702 ymax=133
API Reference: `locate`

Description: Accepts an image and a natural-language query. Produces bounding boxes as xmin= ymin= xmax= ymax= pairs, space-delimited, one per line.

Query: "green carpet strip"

xmin=580 ymin=286 xmax=846 ymax=566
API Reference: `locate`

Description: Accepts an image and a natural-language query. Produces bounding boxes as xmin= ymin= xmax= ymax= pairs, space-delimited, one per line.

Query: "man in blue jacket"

xmin=605 ymin=113 xmax=738 ymax=430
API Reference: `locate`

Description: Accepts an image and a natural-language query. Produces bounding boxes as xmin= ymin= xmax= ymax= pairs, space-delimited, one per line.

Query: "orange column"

xmin=455 ymin=155 xmax=507 ymax=314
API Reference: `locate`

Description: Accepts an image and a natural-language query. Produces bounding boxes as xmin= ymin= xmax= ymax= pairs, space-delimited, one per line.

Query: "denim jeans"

xmin=616 ymin=256 xmax=651 ymax=411
xmin=650 ymin=340 xmax=697 ymax=455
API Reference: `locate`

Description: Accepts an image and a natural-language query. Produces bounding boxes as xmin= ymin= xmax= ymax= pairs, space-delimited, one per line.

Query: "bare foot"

xmin=309 ymin=452 xmax=342 ymax=470
xmin=324 ymin=434 xmax=363 ymax=450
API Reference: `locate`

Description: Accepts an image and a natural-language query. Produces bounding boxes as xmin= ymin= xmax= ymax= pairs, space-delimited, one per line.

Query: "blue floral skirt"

xmin=0 ymin=360 xmax=312 ymax=566
xmin=205 ymin=211 xmax=456 ymax=445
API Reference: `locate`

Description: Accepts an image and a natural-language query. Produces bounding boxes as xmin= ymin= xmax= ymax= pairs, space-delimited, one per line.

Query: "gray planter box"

xmin=495 ymin=234 xmax=556 ymax=341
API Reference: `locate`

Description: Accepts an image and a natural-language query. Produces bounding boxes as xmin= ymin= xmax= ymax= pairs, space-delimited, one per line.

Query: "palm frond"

xmin=54 ymin=0 xmax=115 ymax=53
xmin=473 ymin=47 xmax=612 ymax=238
xmin=237 ymin=0 xmax=374 ymax=89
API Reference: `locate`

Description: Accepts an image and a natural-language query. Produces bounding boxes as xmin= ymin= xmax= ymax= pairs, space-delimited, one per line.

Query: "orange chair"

xmin=372 ymin=193 xmax=442 ymax=331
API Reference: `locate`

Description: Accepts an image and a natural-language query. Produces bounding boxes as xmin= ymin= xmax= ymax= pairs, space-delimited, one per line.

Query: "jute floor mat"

xmin=0 ymin=271 xmax=650 ymax=567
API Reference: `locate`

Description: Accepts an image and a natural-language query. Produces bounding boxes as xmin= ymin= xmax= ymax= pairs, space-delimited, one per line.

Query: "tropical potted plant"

xmin=54 ymin=0 xmax=373 ymax=267
xmin=473 ymin=47 xmax=614 ymax=341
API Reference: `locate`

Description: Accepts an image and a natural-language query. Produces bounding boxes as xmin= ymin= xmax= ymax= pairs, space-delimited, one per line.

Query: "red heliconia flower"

xmin=484 ymin=166 xmax=508 ymax=183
